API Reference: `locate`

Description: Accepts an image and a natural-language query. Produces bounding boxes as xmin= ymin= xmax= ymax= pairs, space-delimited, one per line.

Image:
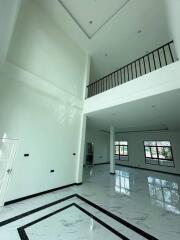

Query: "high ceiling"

xmin=35 ymin=0 xmax=171 ymax=82
xmin=86 ymin=89 xmax=180 ymax=132
xmin=58 ymin=0 xmax=130 ymax=39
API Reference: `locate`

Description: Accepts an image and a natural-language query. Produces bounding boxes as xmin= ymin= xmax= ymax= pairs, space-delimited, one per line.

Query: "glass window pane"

xmin=120 ymin=146 xmax=124 ymax=155
xmin=124 ymin=146 xmax=128 ymax=155
xmin=158 ymin=147 xmax=164 ymax=158
xmin=164 ymin=147 xmax=172 ymax=160
xmin=151 ymin=147 xmax=158 ymax=158
xmin=115 ymin=141 xmax=120 ymax=145
xmin=144 ymin=141 xmax=156 ymax=146
xmin=120 ymin=156 xmax=128 ymax=161
xmin=157 ymin=141 xmax=171 ymax=146
xmin=115 ymin=146 xmax=119 ymax=154
xmin=159 ymin=159 xmax=174 ymax=167
xmin=146 ymin=158 xmax=159 ymax=165
xmin=120 ymin=141 xmax=128 ymax=146
xmin=158 ymin=147 xmax=172 ymax=160
xmin=145 ymin=147 xmax=151 ymax=157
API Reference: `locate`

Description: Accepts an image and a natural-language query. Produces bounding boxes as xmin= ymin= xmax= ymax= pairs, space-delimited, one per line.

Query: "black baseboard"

xmin=91 ymin=162 xmax=180 ymax=176
xmin=76 ymin=182 xmax=83 ymax=186
xmin=115 ymin=163 xmax=180 ymax=176
xmin=93 ymin=162 xmax=110 ymax=166
xmin=4 ymin=182 xmax=82 ymax=206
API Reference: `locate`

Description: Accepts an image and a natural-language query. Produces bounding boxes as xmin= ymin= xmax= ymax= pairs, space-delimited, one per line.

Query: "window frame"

xmin=143 ymin=140 xmax=175 ymax=168
xmin=115 ymin=141 xmax=129 ymax=161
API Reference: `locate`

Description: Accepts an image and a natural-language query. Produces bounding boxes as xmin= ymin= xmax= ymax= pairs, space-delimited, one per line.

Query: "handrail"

xmin=87 ymin=41 xmax=176 ymax=98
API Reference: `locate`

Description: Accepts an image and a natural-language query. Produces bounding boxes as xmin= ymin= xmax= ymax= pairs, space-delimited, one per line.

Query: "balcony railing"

xmin=87 ymin=41 xmax=177 ymax=98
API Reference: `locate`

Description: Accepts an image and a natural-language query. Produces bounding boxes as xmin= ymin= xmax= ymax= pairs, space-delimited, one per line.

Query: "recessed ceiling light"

xmin=105 ymin=53 xmax=108 ymax=57
xmin=89 ymin=20 xmax=93 ymax=24
xmin=152 ymin=105 xmax=156 ymax=108
xmin=137 ymin=29 xmax=142 ymax=34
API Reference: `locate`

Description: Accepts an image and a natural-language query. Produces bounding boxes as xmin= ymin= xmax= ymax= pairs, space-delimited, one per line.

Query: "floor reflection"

xmin=148 ymin=176 xmax=180 ymax=214
xmin=115 ymin=170 xmax=132 ymax=195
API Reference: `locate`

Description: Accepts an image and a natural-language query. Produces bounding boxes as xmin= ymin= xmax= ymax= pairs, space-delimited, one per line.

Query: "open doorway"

xmin=86 ymin=142 xmax=94 ymax=166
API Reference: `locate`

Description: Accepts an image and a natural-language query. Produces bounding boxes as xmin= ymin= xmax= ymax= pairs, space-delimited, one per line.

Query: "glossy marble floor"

xmin=0 ymin=164 xmax=180 ymax=240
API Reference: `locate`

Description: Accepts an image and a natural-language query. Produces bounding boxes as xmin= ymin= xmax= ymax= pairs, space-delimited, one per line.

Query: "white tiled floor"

xmin=25 ymin=205 xmax=123 ymax=240
xmin=0 ymin=164 xmax=180 ymax=240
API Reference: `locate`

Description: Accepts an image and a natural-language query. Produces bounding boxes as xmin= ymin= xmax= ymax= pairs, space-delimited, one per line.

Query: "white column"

xmin=110 ymin=126 xmax=115 ymax=174
xmin=76 ymin=54 xmax=90 ymax=183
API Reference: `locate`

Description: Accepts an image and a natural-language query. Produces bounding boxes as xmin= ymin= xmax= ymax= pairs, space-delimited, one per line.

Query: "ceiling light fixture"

xmin=89 ymin=20 xmax=93 ymax=24
xmin=137 ymin=29 xmax=142 ymax=34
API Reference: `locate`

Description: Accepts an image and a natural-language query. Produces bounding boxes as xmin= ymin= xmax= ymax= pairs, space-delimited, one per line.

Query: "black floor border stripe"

xmin=76 ymin=194 xmax=158 ymax=240
xmin=19 ymin=204 xmax=74 ymax=229
xmin=0 ymin=194 xmax=158 ymax=240
xmin=18 ymin=203 xmax=129 ymax=240
xmin=74 ymin=203 xmax=129 ymax=240
xmin=18 ymin=228 xmax=29 ymax=240
xmin=0 ymin=194 xmax=76 ymax=227
xmin=18 ymin=204 xmax=74 ymax=240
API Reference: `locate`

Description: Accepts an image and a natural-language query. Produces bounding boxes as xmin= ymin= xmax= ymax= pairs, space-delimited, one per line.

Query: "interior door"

xmin=86 ymin=142 xmax=94 ymax=165
xmin=0 ymin=138 xmax=18 ymax=207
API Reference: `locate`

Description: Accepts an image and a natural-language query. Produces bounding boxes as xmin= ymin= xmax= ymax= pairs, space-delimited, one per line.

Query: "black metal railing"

xmin=87 ymin=41 xmax=177 ymax=98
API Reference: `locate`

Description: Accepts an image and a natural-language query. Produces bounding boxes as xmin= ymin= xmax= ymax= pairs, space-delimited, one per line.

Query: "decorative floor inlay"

xmin=0 ymin=194 xmax=157 ymax=240
xmin=1 ymin=165 xmax=180 ymax=239
xmin=19 ymin=204 xmax=124 ymax=240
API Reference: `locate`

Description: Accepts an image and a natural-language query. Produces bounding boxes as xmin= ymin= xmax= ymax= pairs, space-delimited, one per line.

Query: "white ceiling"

xmin=35 ymin=0 xmax=171 ymax=81
xmin=58 ymin=0 xmax=129 ymax=38
xmin=86 ymin=89 xmax=180 ymax=132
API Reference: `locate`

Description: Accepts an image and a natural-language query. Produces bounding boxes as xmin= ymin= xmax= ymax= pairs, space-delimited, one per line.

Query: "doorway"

xmin=86 ymin=142 xmax=94 ymax=166
xmin=0 ymin=138 xmax=18 ymax=207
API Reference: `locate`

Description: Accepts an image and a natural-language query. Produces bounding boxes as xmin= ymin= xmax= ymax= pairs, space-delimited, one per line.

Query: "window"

xmin=144 ymin=141 xmax=174 ymax=167
xmin=115 ymin=141 xmax=128 ymax=161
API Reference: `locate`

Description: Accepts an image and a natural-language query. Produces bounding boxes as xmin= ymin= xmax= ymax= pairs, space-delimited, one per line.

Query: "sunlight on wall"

xmin=2 ymin=133 xmax=8 ymax=143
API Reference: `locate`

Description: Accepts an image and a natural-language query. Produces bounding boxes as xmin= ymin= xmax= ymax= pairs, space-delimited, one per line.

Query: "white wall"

xmin=84 ymin=61 xmax=180 ymax=114
xmin=84 ymin=127 xmax=180 ymax=174
xmin=85 ymin=127 xmax=109 ymax=165
xmin=0 ymin=0 xmax=87 ymax=201
xmin=166 ymin=0 xmax=180 ymax=59
xmin=116 ymin=130 xmax=180 ymax=174
xmin=0 ymin=0 xmax=21 ymax=66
